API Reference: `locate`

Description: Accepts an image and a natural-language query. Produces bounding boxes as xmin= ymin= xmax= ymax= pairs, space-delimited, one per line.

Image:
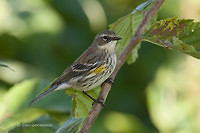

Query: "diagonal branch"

xmin=80 ymin=0 xmax=165 ymax=132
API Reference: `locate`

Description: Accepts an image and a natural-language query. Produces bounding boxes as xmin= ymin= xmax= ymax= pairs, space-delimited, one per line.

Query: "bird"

xmin=29 ymin=30 xmax=121 ymax=106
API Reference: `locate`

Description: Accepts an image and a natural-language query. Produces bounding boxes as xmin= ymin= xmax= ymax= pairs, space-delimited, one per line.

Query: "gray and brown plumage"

xmin=29 ymin=30 xmax=121 ymax=106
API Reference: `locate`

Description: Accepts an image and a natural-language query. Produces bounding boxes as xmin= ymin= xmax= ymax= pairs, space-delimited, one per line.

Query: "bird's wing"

xmin=71 ymin=63 xmax=98 ymax=72
xmin=52 ymin=52 xmax=103 ymax=85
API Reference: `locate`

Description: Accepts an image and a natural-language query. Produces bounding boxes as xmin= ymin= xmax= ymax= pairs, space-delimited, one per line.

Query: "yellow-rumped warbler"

xmin=29 ymin=30 xmax=121 ymax=106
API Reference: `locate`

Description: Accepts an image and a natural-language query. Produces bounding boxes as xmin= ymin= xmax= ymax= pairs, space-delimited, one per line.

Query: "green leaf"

xmin=109 ymin=0 xmax=157 ymax=64
xmin=143 ymin=18 xmax=200 ymax=59
xmin=55 ymin=117 xmax=84 ymax=133
xmin=67 ymin=87 xmax=100 ymax=118
xmin=0 ymin=79 xmax=50 ymax=131
xmin=0 ymin=79 xmax=42 ymax=115
xmin=134 ymin=0 xmax=154 ymax=12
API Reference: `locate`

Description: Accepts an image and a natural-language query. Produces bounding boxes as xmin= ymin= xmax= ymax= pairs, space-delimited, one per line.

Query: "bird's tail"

xmin=28 ymin=85 xmax=57 ymax=106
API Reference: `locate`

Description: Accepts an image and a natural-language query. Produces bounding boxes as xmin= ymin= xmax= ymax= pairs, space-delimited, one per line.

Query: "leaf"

xmin=67 ymin=87 xmax=100 ymax=118
xmin=143 ymin=18 xmax=200 ymax=59
xmin=55 ymin=117 xmax=84 ymax=133
xmin=109 ymin=0 xmax=157 ymax=64
xmin=134 ymin=0 xmax=154 ymax=12
xmin=0 ymin=62 xmax=14 ymax=71
xmin=0 ymin=79 xmax=49 ymax=131
xmin=1 ymin=79 xmax=42 ymax=115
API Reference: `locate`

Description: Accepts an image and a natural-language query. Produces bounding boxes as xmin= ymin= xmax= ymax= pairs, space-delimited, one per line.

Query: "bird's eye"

xmin=102 ymin=36 xmax=108 ymax=41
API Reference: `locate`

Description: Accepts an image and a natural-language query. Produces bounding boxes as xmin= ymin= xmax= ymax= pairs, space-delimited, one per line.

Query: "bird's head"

xmin=94 ymin=30 xmax=121 ymax=49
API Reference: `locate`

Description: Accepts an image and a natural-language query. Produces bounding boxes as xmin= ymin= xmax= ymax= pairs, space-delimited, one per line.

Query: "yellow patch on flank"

xmin=90 ymin=65 xmax=106 ymax=74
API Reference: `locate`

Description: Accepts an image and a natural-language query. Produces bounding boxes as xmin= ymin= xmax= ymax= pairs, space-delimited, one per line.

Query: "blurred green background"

xmin=0 ymin=0 xmax=200 ymax=133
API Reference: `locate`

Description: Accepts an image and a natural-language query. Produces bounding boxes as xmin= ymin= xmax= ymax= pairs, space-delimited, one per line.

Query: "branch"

xmin=80 ymin=0 xmax=165 ymax=132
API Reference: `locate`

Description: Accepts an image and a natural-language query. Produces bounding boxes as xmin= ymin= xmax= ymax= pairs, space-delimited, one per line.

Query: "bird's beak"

xmin=114 ymin=36 xmax=121 ymax=40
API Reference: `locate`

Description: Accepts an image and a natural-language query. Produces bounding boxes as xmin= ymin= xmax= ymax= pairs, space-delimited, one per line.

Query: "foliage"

xmin=143 ymin=18 xmax=200 ymax=59
xmin=109 ymin=0 xmax=156 ymax=64
xmin=55 ymin=118 xmax=84 ymax=133
xmin=67 ymin=88 xmax=100 ymax=118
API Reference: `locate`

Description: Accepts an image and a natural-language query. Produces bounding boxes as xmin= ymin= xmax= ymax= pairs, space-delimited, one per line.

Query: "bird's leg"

xmin=82 ymin=91 xmax=104 ymax=106
xmin=82 ymin=91 xmax=96 ymax=101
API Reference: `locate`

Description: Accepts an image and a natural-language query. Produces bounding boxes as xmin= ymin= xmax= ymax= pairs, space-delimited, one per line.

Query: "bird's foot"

xmin=92 ymin=97 xmax=104 ymax=107
xmin=82 ymin=91 xmax=104 ymax=107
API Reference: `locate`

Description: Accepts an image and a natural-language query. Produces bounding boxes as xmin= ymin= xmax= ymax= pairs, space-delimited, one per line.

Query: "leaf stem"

xmin=80 ymin=0 xmax=165 ymax=132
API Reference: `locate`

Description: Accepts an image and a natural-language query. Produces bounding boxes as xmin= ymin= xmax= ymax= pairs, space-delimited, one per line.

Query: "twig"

xmin=80 ymin=0 xmax=165 ymax=132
